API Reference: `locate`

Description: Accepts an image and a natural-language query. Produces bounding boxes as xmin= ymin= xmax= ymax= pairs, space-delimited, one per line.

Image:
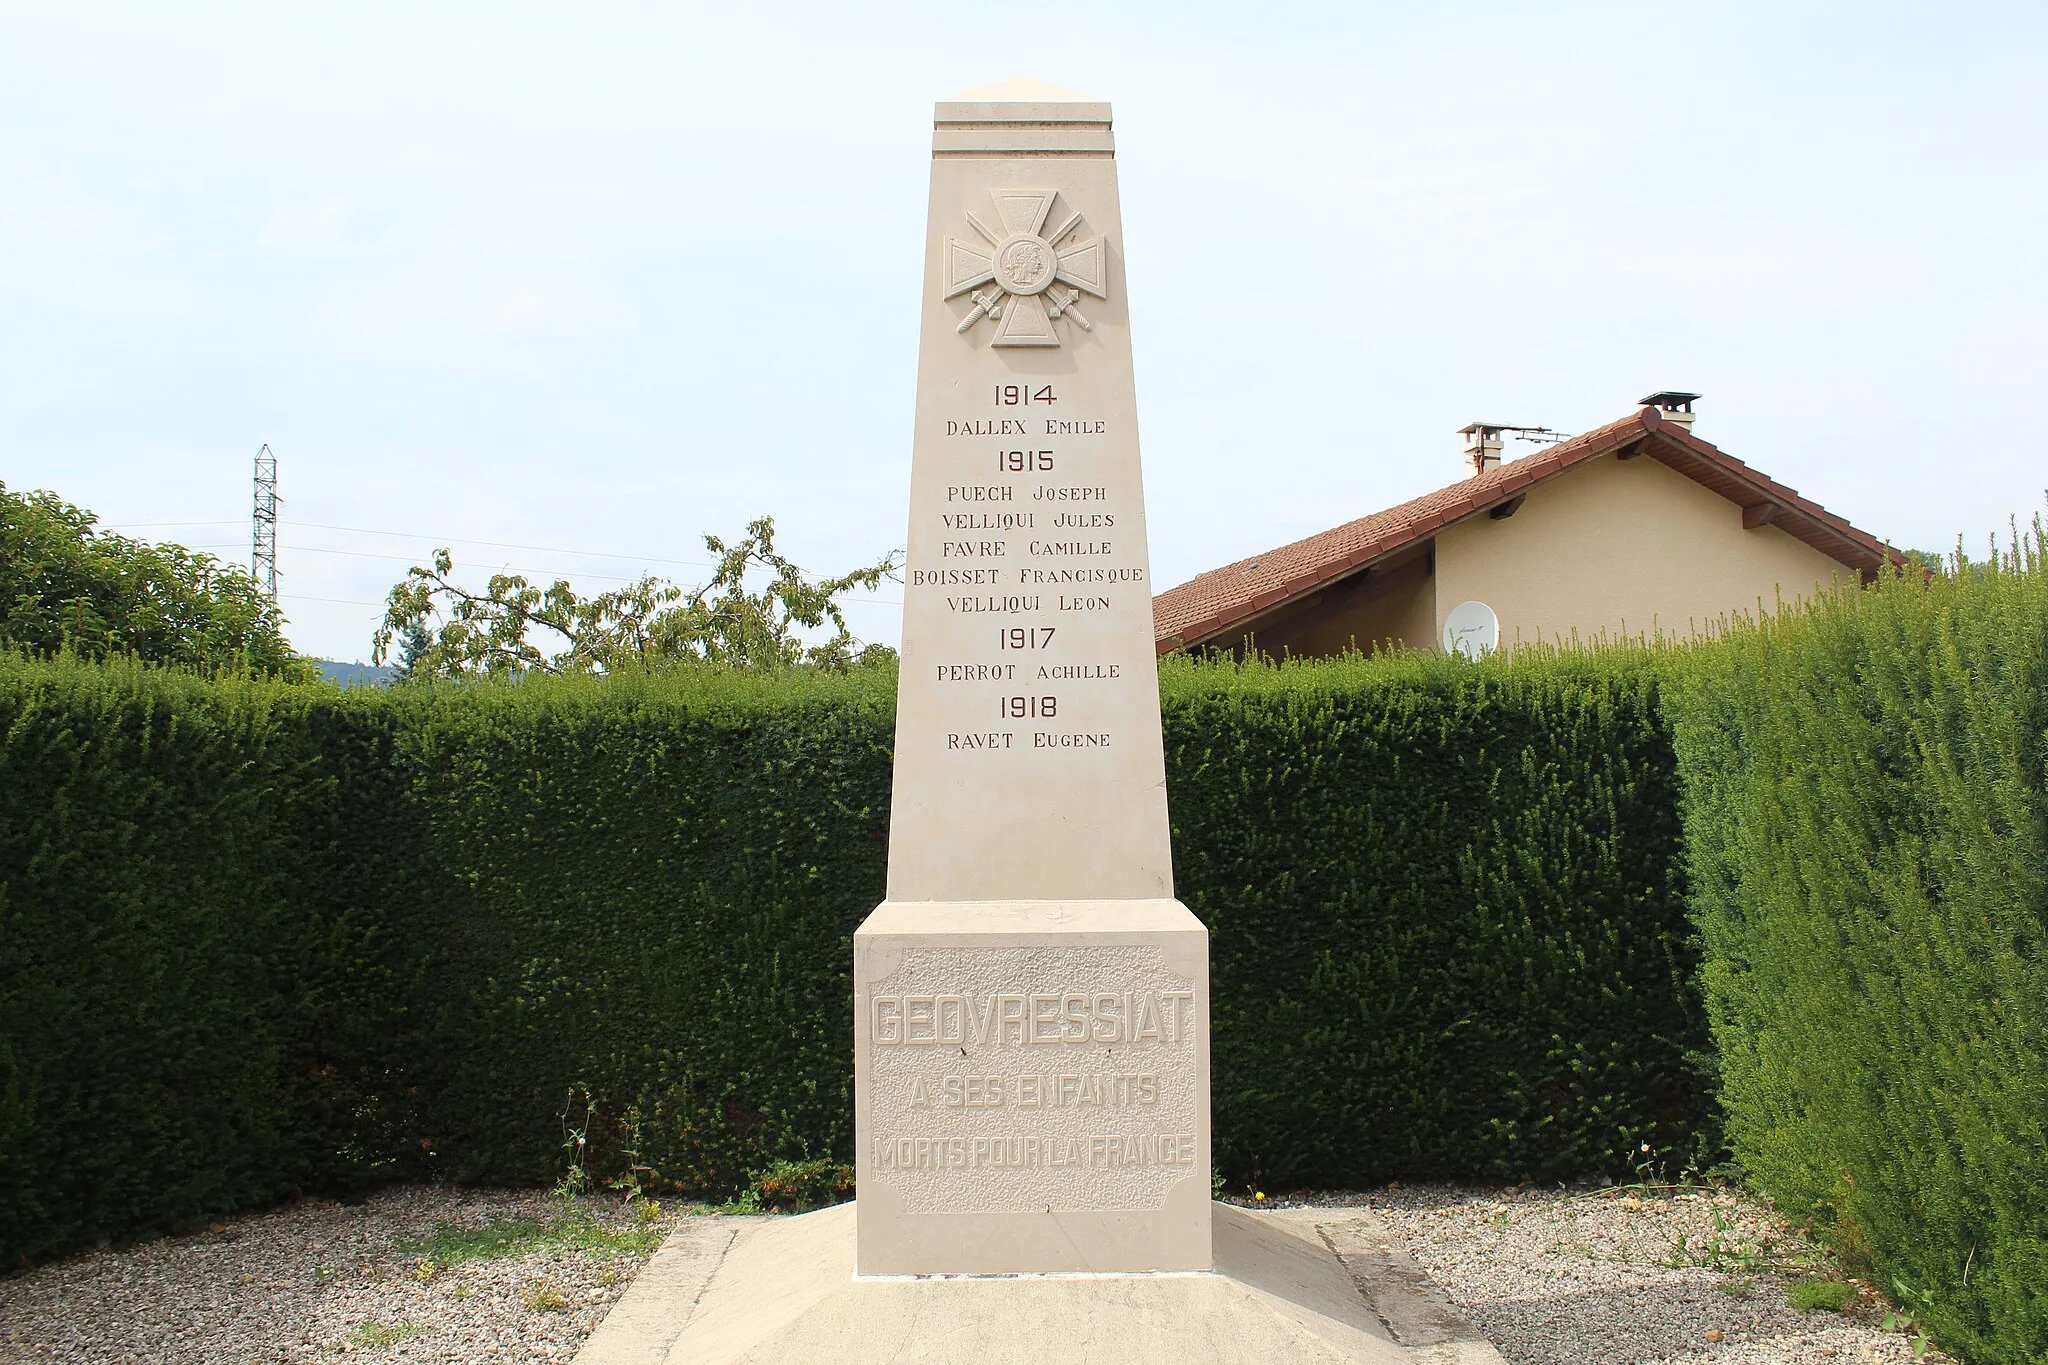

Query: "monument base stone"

xmin=854 ymin=899 xmax=1210 ymax=1275
xmin=574 ymin=1202 xmax=1453 ymax=1365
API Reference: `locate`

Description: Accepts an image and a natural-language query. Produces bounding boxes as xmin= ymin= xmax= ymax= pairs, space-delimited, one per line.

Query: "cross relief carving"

xmin=943 ymin=188 xmax=1108 ymax=347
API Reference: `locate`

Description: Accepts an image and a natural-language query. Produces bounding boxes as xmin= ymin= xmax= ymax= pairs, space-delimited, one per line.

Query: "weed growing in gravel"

xmin=524 ymin=1284 xmax=572 ymax=1314
xmin=1880 ymin=1282 xmax=1943 ymax=1359
xmin=398 ymin=1211 xmax=663 ymax=1267
xmin=1658 ymin=1202 xmax=1816 ymax=1276
xmin=1790 ymin=1279 xmax=1855 ymax=1312
xmin=347 ymin=1319 xmax=423 ymax=1349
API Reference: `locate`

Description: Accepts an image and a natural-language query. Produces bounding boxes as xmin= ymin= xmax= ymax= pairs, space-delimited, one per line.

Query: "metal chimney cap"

xmin=1638 ymin=391 xmax=1701 ymax=410
xmin=1457 ymin=421 xmax=1514 ymax=435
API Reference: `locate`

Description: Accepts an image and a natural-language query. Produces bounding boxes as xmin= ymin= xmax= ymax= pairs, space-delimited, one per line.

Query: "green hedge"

xmin=387 ymin=668 xmax=899 ymax=1195
xmin=0 ymin=649 xmax=1708 ymax=1265
xmin=0 ymin=657 xmax=423 ymax=1262
xmin=1165 ymin=654 xmax=1704 ymax=1186
xmin=1669 ymin=546 xmax=2048 ymax=1364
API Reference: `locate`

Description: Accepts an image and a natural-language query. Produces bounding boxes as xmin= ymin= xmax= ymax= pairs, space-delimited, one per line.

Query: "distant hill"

xmin=316 ymin=660 xmax=398 ymax=688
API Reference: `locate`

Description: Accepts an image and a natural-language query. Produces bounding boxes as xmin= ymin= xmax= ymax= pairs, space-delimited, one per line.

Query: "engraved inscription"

xmin=1018 ymin=567 xmax=1142 ymax=584
xmin=915 ymin=389 xmax=1148 ymax=766
xmin=942 ymin=511 xmax=1033 ymax=530
xmin=871 ymin=989 xmax=1191 ymax=1045
xmin=947 ymin=595 xmax=1041 ymax=613
xmin=866 ymin=945 xmax=1200 ymax=1213
xmin=903 ymin=1072 xmax=1162 ymax=1108
xmin=875 ymin=1133 xmax=1198 ymax=1172
xmin=910 ymin=568 xmax=999 ymax=585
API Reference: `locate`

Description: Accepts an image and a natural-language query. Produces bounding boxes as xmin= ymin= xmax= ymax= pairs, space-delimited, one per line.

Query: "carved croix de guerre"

xmin=944 ymin=188 xmax=1108 ymax=347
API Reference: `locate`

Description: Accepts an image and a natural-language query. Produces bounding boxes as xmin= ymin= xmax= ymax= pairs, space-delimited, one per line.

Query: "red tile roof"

xmin=1152 ymin=406 xmax=1902 ymax=653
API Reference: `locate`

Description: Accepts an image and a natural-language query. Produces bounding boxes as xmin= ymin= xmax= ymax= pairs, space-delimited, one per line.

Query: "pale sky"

xmin=4 ymin=1 xmax=2042 ymax=662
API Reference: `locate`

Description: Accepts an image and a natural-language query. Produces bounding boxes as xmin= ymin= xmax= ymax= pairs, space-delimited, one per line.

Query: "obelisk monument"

xmin=853 ymin=78 xmax=1212 ymax=1276
xmin=575 ymin=84 xmax=1423 ymax=1365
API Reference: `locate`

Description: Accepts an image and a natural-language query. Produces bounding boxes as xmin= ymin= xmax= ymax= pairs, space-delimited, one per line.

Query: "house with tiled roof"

xmin=1153 ymin=394 xmax=1902 ymax=658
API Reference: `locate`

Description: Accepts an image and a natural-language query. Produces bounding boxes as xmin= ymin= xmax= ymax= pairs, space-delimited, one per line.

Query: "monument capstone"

xmin=853 ymin=74 xmax=1212 ymax=1278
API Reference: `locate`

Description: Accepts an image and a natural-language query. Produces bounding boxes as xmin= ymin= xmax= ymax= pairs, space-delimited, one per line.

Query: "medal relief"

xmin=944 ymin=188 xmax=1108 ymax=347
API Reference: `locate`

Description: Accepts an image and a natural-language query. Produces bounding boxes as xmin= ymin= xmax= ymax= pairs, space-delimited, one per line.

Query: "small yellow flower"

xmin=1253 ymin=1191 xmax=1266 ymax=1203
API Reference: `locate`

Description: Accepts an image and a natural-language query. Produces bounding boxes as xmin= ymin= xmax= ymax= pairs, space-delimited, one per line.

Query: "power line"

xmin=119 ymin=519 xmax=723 ymax=574
xmin=187 ymin=542 xmax=902 ymax=606
xmin=280 ymin=520 xmax=726 ymax=572
xmin=106 ymin=519 xmax=245 ymax=528
xmin=184 ymin=541 xmax=690 ymax=581
xmin=112 ymin=515 xmax=903 ymax=594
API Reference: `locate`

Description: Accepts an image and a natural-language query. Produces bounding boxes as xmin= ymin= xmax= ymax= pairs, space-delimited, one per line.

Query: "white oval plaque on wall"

xmin=1442 ymin=600 xmax=1500 ymax=660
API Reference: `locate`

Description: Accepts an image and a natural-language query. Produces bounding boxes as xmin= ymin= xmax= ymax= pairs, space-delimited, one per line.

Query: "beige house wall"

xmin=1430 ymin=451 xmax=1851 ymax=648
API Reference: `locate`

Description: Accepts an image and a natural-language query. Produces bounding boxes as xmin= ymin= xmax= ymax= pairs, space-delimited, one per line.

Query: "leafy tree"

xmin=391 ymin=620 xmax=434 ymax=682
xmin=0 ymin=481 xmax=306 ymax=675
xmin=372 ymin=515 xmax=899 ymax=678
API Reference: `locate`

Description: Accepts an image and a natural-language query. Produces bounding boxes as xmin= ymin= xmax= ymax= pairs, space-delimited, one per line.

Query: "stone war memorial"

xmin=855 ymin=72 xmax=1210 ymax=1279
xmin=577 ymin=79 xmax=1441 ymax=1365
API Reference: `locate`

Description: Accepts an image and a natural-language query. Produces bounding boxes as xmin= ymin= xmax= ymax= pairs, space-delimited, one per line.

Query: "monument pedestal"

xmin=854 ymin=899 xmax=1210 ymax=1275
xmin=575 ymin=1202 xmax=1441 ymax=1365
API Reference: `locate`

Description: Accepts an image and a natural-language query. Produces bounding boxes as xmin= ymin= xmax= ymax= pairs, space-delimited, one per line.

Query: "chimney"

xmin=1639 ymin=390 xmax=1700 ymax=431
xmin=1457 ymin=422 xmax=1506 ymax=478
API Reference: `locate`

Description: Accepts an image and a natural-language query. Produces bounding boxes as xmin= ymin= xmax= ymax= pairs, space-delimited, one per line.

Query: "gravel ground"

xmin=1279 ymin=1183 xmax=1957 ymax=1365
xmin=1 ymin=1183 xmax=1957 ymax=1364
xmin=0 ymin=1187 xmax=695 ymax=1364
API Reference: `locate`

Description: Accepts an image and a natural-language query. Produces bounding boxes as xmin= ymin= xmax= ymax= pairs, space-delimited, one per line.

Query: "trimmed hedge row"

xmin=1670 ymin=545 xmax=2048 ymax=1364
xmin=0 ymin=648 xmax=1707 ymax=1264
xmin=1165 ymin=654 xmax=1704 ymax=1187
xmin=0 ymin=661 xmax=422 ymax=1261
